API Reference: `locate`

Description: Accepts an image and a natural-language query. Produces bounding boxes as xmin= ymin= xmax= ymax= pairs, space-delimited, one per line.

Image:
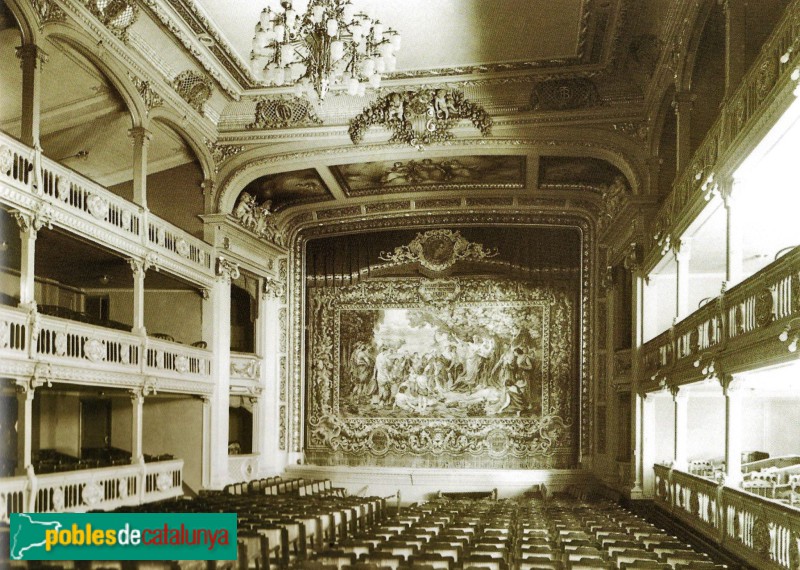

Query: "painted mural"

xmin=239 ymin=168 xmax=332 ymax=211
xmin=305 ymin=276 xmax=578 ymax=469
xmin=332 ymin=155 xmax=525 ymax=196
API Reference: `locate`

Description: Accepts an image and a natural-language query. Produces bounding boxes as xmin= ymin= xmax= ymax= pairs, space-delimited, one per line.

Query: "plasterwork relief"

xmin=305 ymin=276 xmax=578 ymax=469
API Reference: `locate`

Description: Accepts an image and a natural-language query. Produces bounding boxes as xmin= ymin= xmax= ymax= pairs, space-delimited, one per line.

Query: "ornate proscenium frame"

xmin=285 ymin=213 xmax=596 ymax=468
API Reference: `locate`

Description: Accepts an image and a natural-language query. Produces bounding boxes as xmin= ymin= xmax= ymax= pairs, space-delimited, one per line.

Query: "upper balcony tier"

xmin=0 ymin=132 xmax=216 ymax=288
xmin=640 ymin=244 xmax=800 ymax=391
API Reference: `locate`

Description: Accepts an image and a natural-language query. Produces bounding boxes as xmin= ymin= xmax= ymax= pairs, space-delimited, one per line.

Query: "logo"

xmin=11 ymin=513 xmax=237 ymax=561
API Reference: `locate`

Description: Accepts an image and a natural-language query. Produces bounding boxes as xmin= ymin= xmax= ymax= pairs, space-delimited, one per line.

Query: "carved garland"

xmin=348 ymin=89 xmax=492 ymax=149
xmin=378 ymin=229 xmax=498 ymax=272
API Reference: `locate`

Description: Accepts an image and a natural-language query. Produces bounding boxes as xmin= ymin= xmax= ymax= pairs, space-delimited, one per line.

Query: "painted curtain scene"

xmin=304 ymin=227 xmax=583 ymax=469
xmin=340 ymin=305 xmax=545 ymax=418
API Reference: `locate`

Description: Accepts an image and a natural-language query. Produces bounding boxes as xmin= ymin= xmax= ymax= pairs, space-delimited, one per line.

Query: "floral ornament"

xmin=348 ymin=88 xmax=492 ymax=149
xmin=82 ymin=481 xmax=104 ymax=506
xmin=156 ymin=472 xmax=172 ymax=491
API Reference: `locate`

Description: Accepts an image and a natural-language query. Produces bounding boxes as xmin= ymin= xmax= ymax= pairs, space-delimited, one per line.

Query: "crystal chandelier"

xmin=250 ymin=0 xmax=401 ymax=100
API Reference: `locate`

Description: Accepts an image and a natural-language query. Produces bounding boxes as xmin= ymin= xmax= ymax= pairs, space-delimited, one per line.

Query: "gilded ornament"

xmin=55 ymin=176 xmax=70 ymax=201
xmin=175 ymin=238 xmax=191 ymax=258
xmin=173 ymin=71 xmax=213 ymax=114
xmin=54 ymin=332 xmax=68 ymax=357
xmin=248 ymin=96 xmax=322 ymax=129
xmin=85 ymin=0 xmax=139 ymax=42
xmin=232 ymin=192 xmax=285 ymax=246
xmin=530 ymin=77 xmax=600 ymax=111
xmin=754 ymin=288 xmax=774 ymax=327
xmin=752 ymin=518 xmax=771 ymax=556
xmin=378 ymin=229 xmax=498 ymax=273
xmin=348 ymin=89 xmax=492 ymax=148
xmin=52 ymin=487 xmax=65 ymax=510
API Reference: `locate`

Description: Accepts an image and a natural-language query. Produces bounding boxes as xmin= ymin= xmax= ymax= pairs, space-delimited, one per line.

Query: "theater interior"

xmin=1 ymin=0 xmax=800 ymax=568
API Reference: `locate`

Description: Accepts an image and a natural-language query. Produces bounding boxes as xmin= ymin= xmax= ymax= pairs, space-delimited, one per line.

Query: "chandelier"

xmin=251 ymin=0 xmax=401 ymax=100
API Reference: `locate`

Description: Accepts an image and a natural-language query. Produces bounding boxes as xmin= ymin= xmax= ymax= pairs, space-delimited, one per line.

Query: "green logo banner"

xmin=10 ymin=513 xmax=238 ymax=561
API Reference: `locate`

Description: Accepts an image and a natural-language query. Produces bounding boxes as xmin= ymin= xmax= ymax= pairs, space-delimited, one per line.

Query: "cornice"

xmin=137 ymin=0 xmax=241 ymax=99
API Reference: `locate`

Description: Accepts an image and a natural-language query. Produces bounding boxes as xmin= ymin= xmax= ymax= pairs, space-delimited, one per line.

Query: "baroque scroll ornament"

xmin=379 ymin=229 xmax=498 ymax=272
xmin=348 ymin=89 xmax=492 ymax=149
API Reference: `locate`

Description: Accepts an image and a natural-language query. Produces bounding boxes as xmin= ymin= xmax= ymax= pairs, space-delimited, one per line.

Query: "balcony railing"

xmin=0 ymin=459 xmax=183 ymax=523
xmin=0 ymin=304 xmax=212 ymax=386
xmin=643 ymin=0 xmax=800 ymax=269
xmin=641 ymin=246 xmax=800 ymax=384
xmin=654 ymin=464 xmax=800 ymax=570
xmin=0 ymin=131 xmax=214 ymax=282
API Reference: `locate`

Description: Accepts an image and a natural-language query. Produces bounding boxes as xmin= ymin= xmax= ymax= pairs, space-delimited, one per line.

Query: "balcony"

xmin=640 ymin=245 xmax=800 ymax=390
xmin=654 ymin=464 xmax=800 ymax=570
xmin=0 ymin=132 xmax=215 ymax=286
xmin=0 ymin=459 xmax=183 ymax=523
xmin=0 ymin=304 xmax=212 ymax=394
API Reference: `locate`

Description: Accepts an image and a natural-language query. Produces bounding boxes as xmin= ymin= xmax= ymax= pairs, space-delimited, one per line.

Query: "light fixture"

xmin=250 ymin=0 xmax=401 ymax=101
xmin=99 ymin=274 xmax=111 ymax=285
xmin=778 ymin=318 xmax=800 ymax=351
xmin=692 ymin=352 xmax=717 ymax=379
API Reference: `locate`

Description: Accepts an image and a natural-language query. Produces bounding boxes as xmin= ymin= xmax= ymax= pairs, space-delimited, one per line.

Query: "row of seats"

xmin=222 ymin=477 xmax=343 ymax=499
xmin=1 ymin=489 xmax=730 ymax=570
xmin=298 ymin=491 xmax=728 ymax=570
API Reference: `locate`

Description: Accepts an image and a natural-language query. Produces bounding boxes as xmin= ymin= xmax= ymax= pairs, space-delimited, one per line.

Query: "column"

xmin=722 ymin=179 xmax=743 ymax=286
xmin=673 ymin=92 xmax=695 ymax=174
xmin=200 ymin=396 xmax=212 ymax=488
xmin=629 ymin=260 xmax=646 ymax=495
xmin=672 ymin=386 xmax=689 ymax=470
xmin=128 ymin=127 xmax=152 ymax=209
xmin=128 ymin=259 xmax=147 ymax=336
xmin=257 ymin=277 xmax=285 ymax=474
xmin=723 ymin=0 xmax=746 ymax=98
xmin=723 ymin=375 xmax=746 ymax=486
xmin=631 ymin=392 xmax=645 ymax=497
xmin=130 ymin=389 xmax=145 ymax=464
xmin=675 ymin=238 xmax=692 ymax=320
xmin=204 ymin=257 xmax=238 ymax=489
xmin=15 ymin=44 xmax=47 ymax=148
xmin=13 ymin=210 xmax=52 ymax=309
xmin=640 ymin=392 xmax=658 ymax=497
xmin=15 ymin=380 xmax=35 ymax=476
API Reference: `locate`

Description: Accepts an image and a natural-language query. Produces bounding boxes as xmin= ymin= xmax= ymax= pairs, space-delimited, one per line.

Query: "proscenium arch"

xmin=285 ymin=210 xmax=596 ymax=460
xmin=214 ymin=138 xmax=646 ymax=216
xmin=43 ymin=23 xmax=148 ymax=129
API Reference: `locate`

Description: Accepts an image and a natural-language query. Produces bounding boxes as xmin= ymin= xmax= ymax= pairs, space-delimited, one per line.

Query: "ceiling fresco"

xmin=538 ymin=156 xmax=624 ymax=187
xmin=332 ymin=155 xmax=526 ymax=196
xmin=238 ymin=169 xmax=333 ymax=212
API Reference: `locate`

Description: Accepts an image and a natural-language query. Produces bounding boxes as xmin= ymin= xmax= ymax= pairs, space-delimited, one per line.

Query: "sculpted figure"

xmin=433 ymin=89 xmax=455 ymax=119
xmin=386 ymin=93 xmax=405 ymax=121
xmin=233 ymin=192 xmax=257 ymax=228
